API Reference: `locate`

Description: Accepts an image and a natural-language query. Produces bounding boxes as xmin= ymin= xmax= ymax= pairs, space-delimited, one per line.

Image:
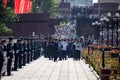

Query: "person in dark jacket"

xmin=23 ymin=38 xmax=28 ymax=64
xmin=6 ymin=36 xmax=14 ymax=76
xmin=48 ymin=39 xmax=54 ymax=60
xmin=27 ymin=39 xmax=30 ymax=63
xmin=13 ymin=39 xmax=19 ymax=71
xmin=18 ymin=39 xmax=23 ymax=68
xmin=22 ymin=38 xmax=27 ymax=66
xmin=53 ymin=39 xmax=58 ymax=62
xmin=0 ymin=40 xmax=6 ymax=79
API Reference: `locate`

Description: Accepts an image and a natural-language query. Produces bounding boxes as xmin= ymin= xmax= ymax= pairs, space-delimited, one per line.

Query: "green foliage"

xmin=1 ymin=7 xmax=18 ymax=24
xmin=32 ymin=0 xmax=59 ymax=18
xmin=60 ymin=22 xmax=67 ymax=26
xmin=0 ymin=22 xmax=12 ymax=34
xmin=0 ymin=1 xmax=17 ymax=34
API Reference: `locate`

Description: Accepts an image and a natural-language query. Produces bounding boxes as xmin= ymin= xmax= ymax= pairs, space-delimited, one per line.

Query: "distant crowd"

xmin=0 ymin=36 xmax=92 ymax=79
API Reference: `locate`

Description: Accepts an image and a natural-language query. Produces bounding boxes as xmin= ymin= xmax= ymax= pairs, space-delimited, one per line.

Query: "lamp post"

xmin=106 ymin=12 xmax=115 ymax=46
xmin=114 ymin=13 xmax=120 ymax=46
xmin=92 ymin=21 xmax=101 ymax=44
xmin=102 ymin=49 xmax=105 ymax=68
xmin=36 ymin=0 xmax=39 ymax=9
xmin=115 ymin=5 xmax=120 ymax=46
xmin=100 ymin=18 xmax=104 ymax=44
xmin=100 ymin=17 xmax=107 ymax=45
xmin=92 ymin=20 xmax=105 ymax=68
xmin=106 ymin=10 xmax=120 ymax=47
xmin=106 ymin=12 xmax=112 ymax=46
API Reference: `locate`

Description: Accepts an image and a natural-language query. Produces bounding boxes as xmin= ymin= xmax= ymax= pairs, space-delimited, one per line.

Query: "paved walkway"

xmin=1 ymin=57 xmax=98 ymax=80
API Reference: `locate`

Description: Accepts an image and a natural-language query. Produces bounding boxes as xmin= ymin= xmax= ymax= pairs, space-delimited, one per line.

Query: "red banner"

xmin=14 ymin=0 xmax=32 ymax=14
xmin=23 ymin=0 xmax=29 ymax=13
xmin=19 ymin=0 xmax=25 ymax=13
xmin=3 ymin=0 xmax=8 ymax=7
xmin=14 ymin=0 xmax=21 ymax=14
xmin=28 ymin=1 xmax=32 ymax=13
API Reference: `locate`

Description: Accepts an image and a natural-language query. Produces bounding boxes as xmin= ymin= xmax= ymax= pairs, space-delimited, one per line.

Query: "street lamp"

xmin=106 ymin=12 xmax=115 ymax=46
xmin=36 ymin=0 xmax=39 ymax=9
xmin=100 ymin=18 xmax=104 ymax=45
xmin=91 ymin=19 xmax=106 ymax=68
xmin=100 ymin=17 xmax=107 ymax=45
xmin=106 ymin=10 xmax=120 ymax=47
xmin=115 ymin=5 xmax=120 ymax=46
xmin=114 ymin=12 xmax=120 ymax=46
xmin=92 ymin=21 xmax=101 ymax=44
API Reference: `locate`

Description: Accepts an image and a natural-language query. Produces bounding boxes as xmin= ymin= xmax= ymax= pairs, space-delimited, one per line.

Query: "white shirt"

xmin=74 ymin=42 xmax=82 ymax=51
xmin=61 ymin=41 xmax=68 ymax=51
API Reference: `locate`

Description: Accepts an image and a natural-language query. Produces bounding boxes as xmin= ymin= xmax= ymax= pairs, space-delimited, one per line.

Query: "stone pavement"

xmin=1 ymin=57 xmax=99 ymax=80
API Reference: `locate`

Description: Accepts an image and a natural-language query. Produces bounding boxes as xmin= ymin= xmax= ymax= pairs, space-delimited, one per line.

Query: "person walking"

xmin=73 ymin=39 xmax=82 ymax=60
xmin=48 ymin=39 xmax=54 ymax=60
xmin=53 ymin=39 xmax=58 ymax=62
xmin=58 ymin=39 xmax=62 ymax=60
xmin=61 ymin=39 xmax=68 ymax=60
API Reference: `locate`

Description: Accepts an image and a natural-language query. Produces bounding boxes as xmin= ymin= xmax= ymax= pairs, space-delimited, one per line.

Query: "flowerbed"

xmin=82 ymin=45 xmax=120 ymax=79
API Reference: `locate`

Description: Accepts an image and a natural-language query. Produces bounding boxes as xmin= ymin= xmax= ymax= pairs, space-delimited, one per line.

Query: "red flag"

xmin=14 ymin=0 xmax=21 ymax=14
xmin=19 ymin=0 xmax=25 ymax=13
xmin=29 ymin=1 xmax=32 ymax=12
xmin=3 ymin=0 xmax=8 ymax=7
xmin=14 ymin=0 xmax=32 ymax=14
xmin=27 ymin=0 xmax=30 ymax=13
xmin=23 ymin=0 xmax=29 ymax=13
xmin=26 ymin=0 xmax=32 ymax=13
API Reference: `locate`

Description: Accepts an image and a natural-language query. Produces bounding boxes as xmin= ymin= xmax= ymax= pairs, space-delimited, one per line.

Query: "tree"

xmin=0 ymin=0 xmax=17 ymax=34
xmin=32 ymin=0 xmax=59 ymax=18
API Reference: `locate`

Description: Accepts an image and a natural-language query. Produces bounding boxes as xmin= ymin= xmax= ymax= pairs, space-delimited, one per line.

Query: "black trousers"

xmin=0 ymin=62 xmax=3 ymax=76
xmin=30 ymin=51 xmax=33 ymax=61
xmin=18 ymin=53 xmax=22 ymax=68
xmin=58 ymin=50 xmax=62 ymax=60
xmin=53 ymin=51 xmax=58 ymax=62
xmin=7 ymin=58 xmax=12 ymax=75
xmin=76 ymin=50 xmax=80 ymax=59
xmin=62 ymin=50 xmax=67 ymax=60
xmin=49 ymin=50 xmax=54 ymax=60
xmin=23 ymin=52 xmax=26 ymax=66
xmin=74 ymin=50 xmax=80 ymax=60
xmin=27 ymin=52 xmax=30 ymax=63
xmin=14 ymin=53 xmax=18 ymax=70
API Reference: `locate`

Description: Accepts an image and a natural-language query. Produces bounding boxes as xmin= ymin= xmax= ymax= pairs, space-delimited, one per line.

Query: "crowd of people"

xmin=43 ymin=37 xmax=83 ymax=61
xmin=0 ymin=36 xmax=92 ymax=79
xmin=0 ymin=36 xmax=42 ymax=79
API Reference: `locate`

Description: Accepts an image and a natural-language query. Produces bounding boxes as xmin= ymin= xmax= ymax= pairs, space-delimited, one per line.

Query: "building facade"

xmin=9 ymin=13 xmax=60 ymax=37
xmin=59 ymin=0 xmax=93 ymax=8
xmin=93 ymin=3 xmax=119 ymax=15
xmin=92 ymin=0 xmax=120 ymax=15
xmin=99 ymin=0 xmax=120 ymax=3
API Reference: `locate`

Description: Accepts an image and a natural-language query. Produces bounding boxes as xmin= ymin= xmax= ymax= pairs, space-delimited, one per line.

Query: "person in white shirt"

xmin=61 ymin=39 xmax=68 ymax=60
xmin=73 ymin=39 xmax=82 ymax=60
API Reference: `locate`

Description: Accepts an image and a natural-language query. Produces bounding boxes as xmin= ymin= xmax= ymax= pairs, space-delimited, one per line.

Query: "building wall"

xmin=59 ymin=0 xmax=93 ymax=7
xmin=93 ymin=3 xmax=119 ymax=15
xmin=99 ymin=0 xmax=120 ymax=3
xmin=9 ymin=13 xmax=59 ymax=37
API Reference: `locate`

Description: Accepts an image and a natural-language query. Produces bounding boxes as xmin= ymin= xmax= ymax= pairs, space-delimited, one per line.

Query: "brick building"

xmin=9 ymin=13 xmax=60 ymax=37
xmin=93 ymin=3 xmax=119 ymax=14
